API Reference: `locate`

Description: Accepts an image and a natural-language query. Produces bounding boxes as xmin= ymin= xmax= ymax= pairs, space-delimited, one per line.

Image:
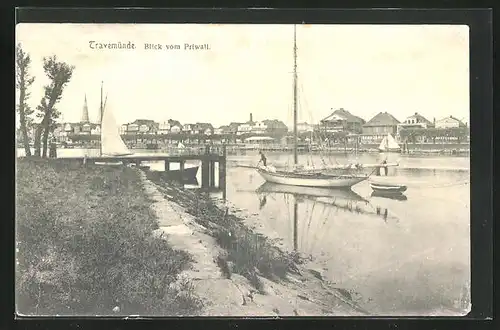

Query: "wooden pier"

xmin=61 ymin=145 xmax=227 ymax=199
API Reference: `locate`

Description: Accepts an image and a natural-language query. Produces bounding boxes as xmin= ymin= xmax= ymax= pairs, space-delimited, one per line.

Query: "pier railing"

xmin=161 ymin=145 xmax=226 ymax=156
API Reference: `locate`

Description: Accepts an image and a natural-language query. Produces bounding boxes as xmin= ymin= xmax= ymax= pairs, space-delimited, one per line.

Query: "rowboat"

xmin=370 ymin=182 xmax=407 ymax=194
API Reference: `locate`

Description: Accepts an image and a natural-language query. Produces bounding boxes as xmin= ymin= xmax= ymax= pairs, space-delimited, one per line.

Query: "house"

xmin=435 ymin=115 xmax=467 ymax=129
xmin=397 ymin=112 xmax=435 ymax=142
xmin=90 ymin=125 xmax=101 ymax=135
xmin=214 ymin=125 xmax=230 ymax=135
xmin=297 ymin=122 xmax=314 ymax=133
xmin=52 ymin=124 xmax=69 ymax=142
xmin=158 ymin=122 xmax=171 ymax=135
xmin=361 ymin=112 xmax=400 ymax=143
xmin=183 ymin=124 xmax=194 ymax=133
xmin=251 ymin=121 xmax=268 ymax=134
xmin=195 ymin=123 xmax=214 ymax=135
xmin=237 ymin=123 xmax=253 ymax=135
xmin=397 ymin=112 xmax=434 ymax=134
xmin=120 ymin=124 xmax=128 ymax=135
xmin=228 ymin=122 xmax=242 ymax=135
xmin=319 ymin=108 xmax=365 ymax=134
xmin=170 ymin=124 xmax=182 ymax=134
xmin=128 ymin=119 xmax=159 ymax=134
xmin=262 ymin=119 xmax=288 ymax=136
xmin=80 ymin=122 xmax=92 ymax=135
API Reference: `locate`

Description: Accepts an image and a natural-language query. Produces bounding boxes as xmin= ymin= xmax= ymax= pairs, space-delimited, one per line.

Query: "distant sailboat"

xmin=378 ymin=133 xmax=401 ymax=153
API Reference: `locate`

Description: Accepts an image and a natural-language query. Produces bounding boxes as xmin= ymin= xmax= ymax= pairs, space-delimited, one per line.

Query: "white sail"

xmin=100 ymin=98 xmax=132 ymax=156
xmin=379 ymin=133 xmax=400 ymax=152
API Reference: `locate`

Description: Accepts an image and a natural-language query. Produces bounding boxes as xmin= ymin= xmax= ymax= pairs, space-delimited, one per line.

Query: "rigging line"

xmin=306 ymin=202 xmax=316 ymax=254
xmin=301 ymin=199 xmax=317 ymax=252
xmin=308 ymin=201 xmax=337 ymax=254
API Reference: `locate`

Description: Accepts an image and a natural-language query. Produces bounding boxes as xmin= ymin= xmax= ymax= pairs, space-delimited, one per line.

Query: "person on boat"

xmin=257 ymin=150 xmax=267 ymax=168
xmin=382 ymin=160 xmax=388 ymax=176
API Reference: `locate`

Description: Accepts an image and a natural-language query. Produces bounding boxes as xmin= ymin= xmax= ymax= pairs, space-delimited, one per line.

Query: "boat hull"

xmin=167 ymin=165 xmax=199 ymax=179
xmin=257 ymin=169 xmax=367 ymax=188
xmin=370 ymin=183 xmax=407 ymax=193
xmin=256 ymin=182 xmax=367 ymax=201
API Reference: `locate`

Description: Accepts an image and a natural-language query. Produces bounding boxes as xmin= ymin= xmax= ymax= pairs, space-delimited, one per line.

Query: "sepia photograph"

xmin=15 ymin=23 xmax=471 ymax=317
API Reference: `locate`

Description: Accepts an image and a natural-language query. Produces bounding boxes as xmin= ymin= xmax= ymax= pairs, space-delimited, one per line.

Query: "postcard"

xmin=15 ymin=23 xmax=470 ymax=317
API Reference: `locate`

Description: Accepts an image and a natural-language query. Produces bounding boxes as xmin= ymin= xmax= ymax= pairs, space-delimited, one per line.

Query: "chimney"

xmin=433 ymin=117 xmax=436 ymax=124
xmin=250 ymin=113 xmax=253 ymax=123
xmin=414 ymin=112 xmax=418 ymax=116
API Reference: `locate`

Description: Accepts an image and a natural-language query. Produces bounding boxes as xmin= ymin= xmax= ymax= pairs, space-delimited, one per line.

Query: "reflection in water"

xmin=256 ymin=182 xmax=393 ymax=253
xmin=371 ymin=191 xmax=408 ymax=201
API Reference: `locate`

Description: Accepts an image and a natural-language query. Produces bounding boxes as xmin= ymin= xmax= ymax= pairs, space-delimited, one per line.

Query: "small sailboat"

xmin=100 ymin=88 xmax=133 ymax=158
xmin=93 ymin=82 xmax=133 ymax=166
xmin=378 ymin=133 xmax=401 ymax=153
xmin=256 ymin=25 xmax=368 ymax=188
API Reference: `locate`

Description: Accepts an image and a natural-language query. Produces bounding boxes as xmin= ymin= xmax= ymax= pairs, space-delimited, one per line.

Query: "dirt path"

xmin=139 ymin=171 xmax=369 ymax=316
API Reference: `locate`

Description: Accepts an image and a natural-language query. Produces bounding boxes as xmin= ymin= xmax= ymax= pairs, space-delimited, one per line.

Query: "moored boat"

xmin=370 ymin=182 xmax=407 ymax=193
xmin=257 ymin=166 xmax=368 ymax=188
xmin=255 ymin=25 xmax=368 ymax=189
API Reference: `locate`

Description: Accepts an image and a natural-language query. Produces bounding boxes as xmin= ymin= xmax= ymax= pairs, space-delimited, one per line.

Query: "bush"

xmin=16 ymin=159 xmax=202 ymax=315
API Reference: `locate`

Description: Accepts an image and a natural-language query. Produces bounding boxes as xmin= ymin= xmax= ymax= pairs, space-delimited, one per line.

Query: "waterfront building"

xmin=361 ymin=112 xmax=401 ymax=143
xmin=319 ymin=108 xmax=365 ymax=135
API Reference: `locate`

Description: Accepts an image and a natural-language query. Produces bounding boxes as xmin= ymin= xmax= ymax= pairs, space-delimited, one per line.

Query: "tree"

xmin=34 ymin=56 xmax=74 ymax=158
xmin=15 ymin=44 xmax=36 ymax=156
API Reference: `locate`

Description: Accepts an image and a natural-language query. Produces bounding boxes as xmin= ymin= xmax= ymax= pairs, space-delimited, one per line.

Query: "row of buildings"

xmin=20 ymin=98 xmax=468 ymax=144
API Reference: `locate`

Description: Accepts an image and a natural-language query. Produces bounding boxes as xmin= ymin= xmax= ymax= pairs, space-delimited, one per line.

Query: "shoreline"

xmin=142 ymin=170 xmax=369 ymax=316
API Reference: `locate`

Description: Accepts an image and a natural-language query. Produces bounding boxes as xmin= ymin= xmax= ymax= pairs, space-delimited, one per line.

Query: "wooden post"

xmin=135 ymin=159 xmax=140 ymax=167
xmin=219 ymin=161 xmax=226 ymax=200
xmin=201 ymin=158 xmax=210 ymax=188
xmin=209 ymin=160 xmax=215 ymax=187
xmin=164 ymin=160 xmax=170 ymax=171
xmin=179 ymin=160 xmax=185 ymax=180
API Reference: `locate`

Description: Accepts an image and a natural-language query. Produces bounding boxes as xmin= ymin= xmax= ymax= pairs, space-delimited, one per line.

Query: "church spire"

xmin=81 ymin=94 xmax=89 ymax=122
xmin=97 ymin=81 xmax=103 ymax=124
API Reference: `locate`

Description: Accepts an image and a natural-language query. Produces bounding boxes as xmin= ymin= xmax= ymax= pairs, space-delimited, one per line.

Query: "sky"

xmin=16 ymin=23 xmax=470 ymax=128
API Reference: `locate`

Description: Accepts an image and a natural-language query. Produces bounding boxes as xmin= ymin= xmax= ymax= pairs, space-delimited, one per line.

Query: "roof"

xmin=167 ymin=119 xmax=182 ymax=127
xmin=405 ymin=112 xmax=433 ymax=125
xmin=321 ymin=108 xmax=365 ymax=124
xmin=262 ymin=119 xmax=287 ymax=128
xmin=195 ymin=122 xmax=214 ymax=130
xmin=436 ymin=115 xmax=466 ymax=126
xmin=363 ymin=112 xmax=401 ymax=127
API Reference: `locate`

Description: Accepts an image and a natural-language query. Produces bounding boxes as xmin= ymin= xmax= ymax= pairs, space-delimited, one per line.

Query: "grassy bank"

xmin=16 ymin=158 xmax=202 ymax=316
xmin=145 ymin=171 xmax=303 ymax=293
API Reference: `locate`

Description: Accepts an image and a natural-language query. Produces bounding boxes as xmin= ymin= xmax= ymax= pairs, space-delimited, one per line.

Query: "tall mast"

xmin=99 ymin=81 xmax=104 ymax=123
xmin=293 ymin=24 xmax=298 ymax=165
xmin=99 ymin=81 xmax=103 ymax=156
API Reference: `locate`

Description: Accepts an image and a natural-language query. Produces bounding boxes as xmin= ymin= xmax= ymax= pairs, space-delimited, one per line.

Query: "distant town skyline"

xmin=16 ymin=23 xmax=470 ymax=127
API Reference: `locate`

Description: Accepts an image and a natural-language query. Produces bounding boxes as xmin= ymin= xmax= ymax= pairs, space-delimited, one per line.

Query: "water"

xmin=223 ymin=152 xmax=470 ymax=316
xmin=17 ymin=148 xmax=471 ymax=315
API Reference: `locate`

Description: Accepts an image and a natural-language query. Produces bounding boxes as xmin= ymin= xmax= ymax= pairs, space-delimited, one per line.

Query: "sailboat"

xmin=99 ymin=84 xmax=133 ymax=157
xmin=256 ymin=25 xmax=368 ymax=188
xmin=378 ymin=133 xmax=401 ymax=153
